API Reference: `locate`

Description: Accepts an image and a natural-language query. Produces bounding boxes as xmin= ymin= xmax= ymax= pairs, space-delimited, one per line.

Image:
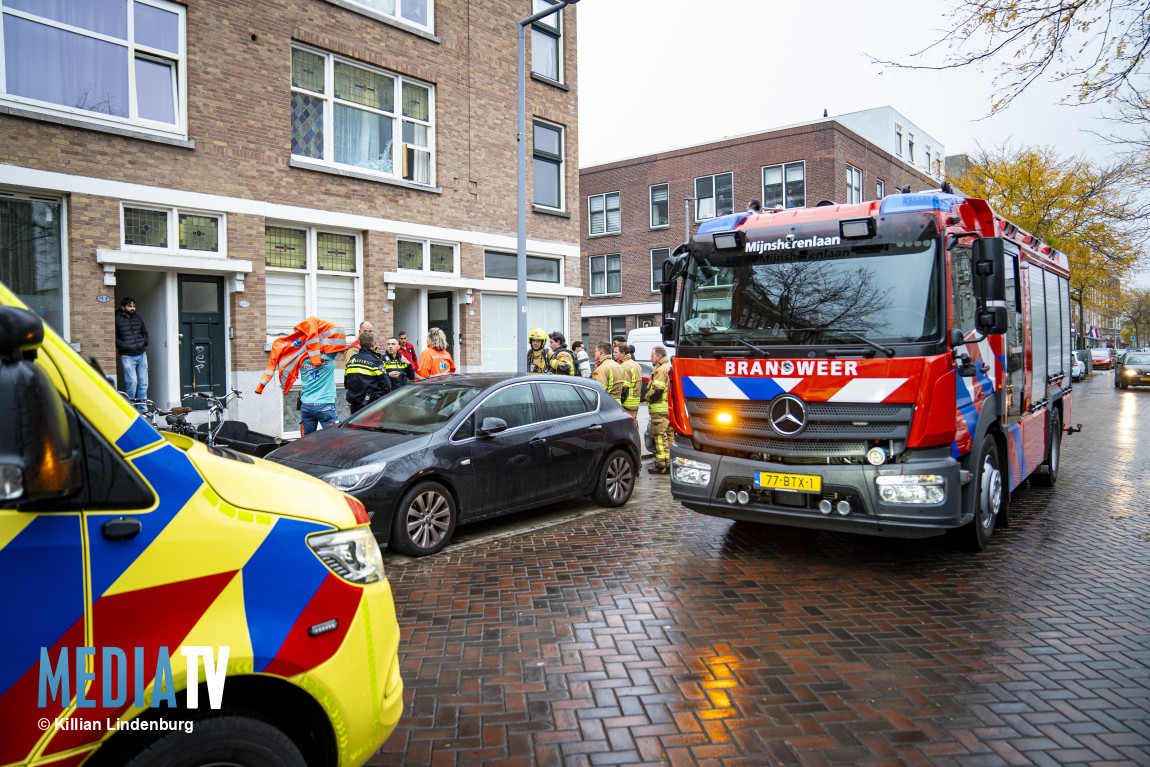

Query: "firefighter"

xmin=614 ymin=339 xmax=643 ymax=434
xmin=344 ymin=331 xmax=390 ymax=414
xmin=592 ymin=341 xmax=625 ymax=405
xmin=548 ymin=331 xmax=577 ymax=375
xmin=526 ymin=327 xmax=551 ymax=374
xmin=646 ymin=345 xmax=673 ymax=474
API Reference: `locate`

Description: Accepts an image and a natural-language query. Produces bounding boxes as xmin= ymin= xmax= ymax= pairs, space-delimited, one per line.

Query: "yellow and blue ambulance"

xmin=0 ymin=281 xmax=402 ymax=767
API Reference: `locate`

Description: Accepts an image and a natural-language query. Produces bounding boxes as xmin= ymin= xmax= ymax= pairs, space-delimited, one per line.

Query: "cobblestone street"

xmin=370 ymin=371 xmax=1150 ymax=767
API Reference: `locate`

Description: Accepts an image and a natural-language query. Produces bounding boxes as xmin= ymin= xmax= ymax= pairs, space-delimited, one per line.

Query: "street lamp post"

xmin=517 ymin=0 xmax=578 ymax=374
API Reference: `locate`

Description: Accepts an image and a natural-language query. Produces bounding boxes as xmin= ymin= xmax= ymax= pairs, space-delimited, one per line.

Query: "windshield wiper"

xmin=681 ymin=331 xmax=772 ymax=356
xmin=821 ymin=328 xmax=895 ymax=358
xmin=348 ymin=424 xmax=415 ymax=434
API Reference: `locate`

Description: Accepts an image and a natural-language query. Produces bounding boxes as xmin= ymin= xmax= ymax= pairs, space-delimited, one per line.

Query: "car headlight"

xmin=321 ymin=461 xmax=386 ymax=491
xmin=308 ymin=528 xmax=385 ymax=584
xmin=1125 ymin=368 xmax=1138 ymax=376
xmin=672 ymin=456 xmax=712 ymax=486
xmin=875 ymin=474 xmax=946 ymax=505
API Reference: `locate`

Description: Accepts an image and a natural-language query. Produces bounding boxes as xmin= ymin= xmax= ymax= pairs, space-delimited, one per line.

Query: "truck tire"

xmin=119 ymin=714 xmax=306 ymax=767
xmin=962 ymin=440 xmax=1003 ymax=551
xmin=1032 ymin=409 xmax=1061 ymax=487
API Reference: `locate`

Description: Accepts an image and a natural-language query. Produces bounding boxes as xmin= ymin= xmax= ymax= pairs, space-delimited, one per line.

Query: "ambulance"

xmin=0 ymin=281 xmax=402 ymax=766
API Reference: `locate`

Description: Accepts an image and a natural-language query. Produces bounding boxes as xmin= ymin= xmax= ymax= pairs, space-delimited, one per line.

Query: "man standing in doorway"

xmin=299 ymin=350 xmax=338 ymax=435
xmin=115 ymin=296 xmax=149 ymax=401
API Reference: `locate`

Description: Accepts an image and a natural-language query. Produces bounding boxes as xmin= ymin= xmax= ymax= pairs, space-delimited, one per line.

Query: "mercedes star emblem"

xmin=768 ymin=394 xmax=807 ymax=436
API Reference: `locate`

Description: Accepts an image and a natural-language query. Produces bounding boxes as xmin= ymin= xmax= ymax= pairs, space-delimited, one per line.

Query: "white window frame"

xmin=483 ymin=250 xmax=563 ymax=284
xmin=589 ymin=253 xmax=621 ymax=297
xmin=530 ymin=0 xmax=564 ymax=84
xmin=0 ymin=0 xmax=188 ymax=140
xmin=0 ymin=188 xmax=70 ymax=341
xmin=895 ymin=125 xmax=903 ymax=157
xmin=845 ymin=164 xmax=862 ymax=204
xmin=649 ymin=183 xmax=669 ymax=229
xmin=762 ymin=161 xmax=805 ymax=210
xmin=396 ymin=238 xmax=460 ymax=277
xmin=588 ymin=192 xmax=621 ymax=236
xmin=120 ymin=202 xmax=228 ymax=256
xmin=651 ymin=247 xmax=670 ymax=293
xmin=532 ymin=117 xmax=564 ymax=210
xmin=908 ymin=133 xmax=916 ymax=164
xmin=264 ymin=223 xmax=363 ymax=340
xmin=323 ymin=0 xmax=433 ymax=34
xmin=290 ymin=43 xmax=436 ymax=187
xmin=876 ymin=178 xmax=885 ymax=199
xmin=694 ymin=172 xmax=733 ymax=221
xmin=925 ymin=147 xmax=932 ymax=173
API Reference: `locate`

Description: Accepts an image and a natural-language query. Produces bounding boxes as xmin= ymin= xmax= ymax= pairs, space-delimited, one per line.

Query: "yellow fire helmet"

xmin=529 ymin=328 xmax=547 ymax=342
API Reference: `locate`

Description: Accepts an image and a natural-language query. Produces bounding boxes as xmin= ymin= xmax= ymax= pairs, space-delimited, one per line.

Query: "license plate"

xmin=754 ymin=471 xmax=821 ymax=493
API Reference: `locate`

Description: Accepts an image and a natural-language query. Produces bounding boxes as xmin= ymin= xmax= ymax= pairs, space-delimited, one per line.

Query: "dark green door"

xmin=428 ymin=291 xmax=454 ymax=359
xmin=179 ymin=275 xmax=226 ymax=407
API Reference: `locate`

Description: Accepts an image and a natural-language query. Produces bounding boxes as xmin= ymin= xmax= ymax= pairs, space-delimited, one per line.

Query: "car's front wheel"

xmin=391 ymin=481 xmax=457 ymax=556
xmin=592 ymin=449 xmax=636 ymax=507
xmin=119 ymin=715 xmax=306 ymax=767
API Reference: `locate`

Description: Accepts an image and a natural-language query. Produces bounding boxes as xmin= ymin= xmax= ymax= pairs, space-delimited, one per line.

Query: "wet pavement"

xmin=369 ymin=370 xmax=1150 ymax=766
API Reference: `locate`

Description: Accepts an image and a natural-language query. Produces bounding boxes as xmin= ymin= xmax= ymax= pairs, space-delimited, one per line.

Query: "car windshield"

xmin=1125 ymin=354 xmax=1150 ymax=365
xmin=346 ymin=382 xmax=482 ymax=434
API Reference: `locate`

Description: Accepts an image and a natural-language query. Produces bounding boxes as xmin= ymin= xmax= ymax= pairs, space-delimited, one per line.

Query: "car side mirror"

xmin=476 ymin=416 xmax=508 ymax=438
xmin=0 ymin=307 xmax=82 ymax=505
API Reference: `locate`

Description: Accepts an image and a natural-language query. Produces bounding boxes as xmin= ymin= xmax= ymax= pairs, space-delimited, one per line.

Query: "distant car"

xmin=1090 ymin=347 xmax=1113 ymax=369
xmin=268 ymin=374 xmax=641 ymax=556
xmin=1070 ymin=354 xmax=1086 ymax=381
xmin=1115 ymin=352 xmax=1150 ymax=389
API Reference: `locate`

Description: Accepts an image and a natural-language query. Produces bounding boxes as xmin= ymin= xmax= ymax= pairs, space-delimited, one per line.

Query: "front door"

xmin=428 ymin=291 xmax=454 ymax=359
xmin=178 ymin=275 xmax=226 ymax=406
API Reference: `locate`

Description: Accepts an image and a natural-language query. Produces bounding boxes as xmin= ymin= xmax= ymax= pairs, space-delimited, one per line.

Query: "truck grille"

xmin=687 ymin=399 xmax=913 ymax=459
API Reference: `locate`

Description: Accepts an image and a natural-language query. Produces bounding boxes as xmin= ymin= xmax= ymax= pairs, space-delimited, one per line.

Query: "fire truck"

xmin=660 ymin=188 xmax=1076 ymax=549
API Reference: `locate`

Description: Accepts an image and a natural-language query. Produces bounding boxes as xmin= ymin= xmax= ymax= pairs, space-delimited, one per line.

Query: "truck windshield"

xmin=680 ymin=238 xmax=943 ymax=346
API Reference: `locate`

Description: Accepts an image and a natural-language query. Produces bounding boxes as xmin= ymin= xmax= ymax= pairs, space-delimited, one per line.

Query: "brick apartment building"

xmin=578 ymin=108 xmax=939 ymax=345
xmin=0 ymin=0 xmax=581 ymax=436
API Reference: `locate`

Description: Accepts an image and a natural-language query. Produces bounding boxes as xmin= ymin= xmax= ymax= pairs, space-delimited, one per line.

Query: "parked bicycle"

xmin=182 ymin=388 xmax=284 ymax=458
xmin=183 ymin=388 xmax=243 ymax=447
xmin=130 ymin=397 xmax=199 ymax=439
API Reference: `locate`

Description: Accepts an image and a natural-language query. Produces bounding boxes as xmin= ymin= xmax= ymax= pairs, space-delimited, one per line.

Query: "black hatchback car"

xmin=1116 ymin=351 xmax=1150 ymax=389
xmin=268 ymin=374 xmax=641 ymax=556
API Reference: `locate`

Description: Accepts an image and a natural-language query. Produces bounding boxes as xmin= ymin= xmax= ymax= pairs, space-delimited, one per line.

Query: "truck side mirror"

xmin=660 ymin=316 xmax=677 ymax=345
xmin=976 ymin=306 xmax=1008 ymax=335
xmin=971 ymin=236 xmax=1006 ymax=302
xmin=0 ymin=307 xmax=82 ymax=505
xmin=660 ymin=280 xmax=676 ymax=319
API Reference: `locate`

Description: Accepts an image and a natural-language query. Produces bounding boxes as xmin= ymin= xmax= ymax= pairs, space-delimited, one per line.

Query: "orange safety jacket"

xmin=255 ymin=318 xmax=351 ymax=394
xmin=417 ymin=347 xmax=456 ymax=379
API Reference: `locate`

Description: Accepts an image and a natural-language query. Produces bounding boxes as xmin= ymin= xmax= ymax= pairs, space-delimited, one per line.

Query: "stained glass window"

xmin=335 ymin=62 xmax=393 ymax=111
xmin=179 ymin=213 xmax=219 ymax=252
xmin=402 ymin=82 xmax=428 ymax=121
xmin=397 ymin=240 xmax=422 ymax=270
xmin=430 ymin=243 xmax=453 ymax=273
xmin=291 ymin=92 xmax=323 ymax=159
xmin=124 ymin=207 xmax=168 ymax=247
xmin=265 ymin=226 xmax=306 ymax=269
xmin=317 ymin=232 xmax=356 ymax=272
xmin=291 ymin=48 xmax=325 ymax=94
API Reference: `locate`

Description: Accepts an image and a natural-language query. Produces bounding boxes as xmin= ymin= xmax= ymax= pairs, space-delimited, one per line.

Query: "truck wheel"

xmin=1032 ymin=410 xmax=1061 ymax=487
xmin=119 ymin=715 xmax=306 ymax=767
xmin=962 ymin=440 xmax=1002 ymax=551
xmin=390 ymin=481 xmax=457 ymax=556
xmin=592 ymin=449 xmax=636 ymax=507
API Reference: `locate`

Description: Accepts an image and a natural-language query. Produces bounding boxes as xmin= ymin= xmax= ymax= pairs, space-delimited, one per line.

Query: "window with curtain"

xmin=530 ymin=0 xmax=562 ymax=82
xmin=762 ymin=162 xmax=805 ymax=209
xmin=533 ymin=120 xmax=563 ymax=209
xmin=694 ymin=173 xmax=732 ymax=221
xmin=291 ymin=44 xmax=434 ymax=185
xmin=650 ymin=183 xmax=669 ymax=228
xmin=588 ymin=192 xmax=620 ymax=235
xmin=332 ymin=0 xmax=430 ymax=30
xmin=264 ymin=225 xmax=361 ymax=337
xmin=846 ymin=164 xmax=862 ymax=204
xmin=0 ymin=0 xmax=185 ymax=136
xmin=590 ymin=254 xmax=621 ymax=296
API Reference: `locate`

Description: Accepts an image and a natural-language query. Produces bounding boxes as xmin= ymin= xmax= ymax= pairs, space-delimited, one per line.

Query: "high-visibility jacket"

xmin=345 ymin=347 xmax=390 ymax=411
xmin=381 ymin=352 xmax=414 ymax=388
xmin=417 ymin=347 xmax=456 ymax=378
xmin=549 ymin=346 xmax=576 ymax=375
xmin=593 ymin=358 xmax=626 ymax=404
xmin=526 ymin=346 xmax=551 ymax=374
xmin=618 ymin=354 xmax=642 ymax=409
xmin=255 ymin=318 xmax=350 ymax=394
xmin=647 ymin=358 xmax=672 ymax=414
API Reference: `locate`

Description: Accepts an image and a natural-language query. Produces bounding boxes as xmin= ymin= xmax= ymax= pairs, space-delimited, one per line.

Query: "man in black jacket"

xmin=381 ymin=336 xmax=415 ymax=389
xmin=115 ymin=297 xmax=149 ymax=400
xmin=345 ymin=331 xmax=391 ymax=414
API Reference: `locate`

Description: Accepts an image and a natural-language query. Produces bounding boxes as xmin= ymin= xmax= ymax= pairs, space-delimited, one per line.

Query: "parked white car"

xmin=1070 ymin=353 xmax=1086 ymax=381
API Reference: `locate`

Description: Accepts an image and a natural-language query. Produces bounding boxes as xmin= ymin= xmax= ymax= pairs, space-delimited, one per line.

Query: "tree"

xmin=1124 ymin=286 xmax=1150 ymax=345
xmin=951 ymin=143 xmax=1148 ymax=344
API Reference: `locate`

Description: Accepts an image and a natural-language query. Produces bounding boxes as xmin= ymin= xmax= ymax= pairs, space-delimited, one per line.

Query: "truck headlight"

xmin=672 ymin=456 xmax=712 ymax=486
xmin=308 ymin=528 xmax=384 ymax=584
xmin=321 ymin=461 xmax=386 ymax=491
xmin=875 ymin=474 xmax=946 ymax=505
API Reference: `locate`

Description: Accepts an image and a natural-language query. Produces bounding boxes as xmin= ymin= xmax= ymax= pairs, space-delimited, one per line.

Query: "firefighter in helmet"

xmin=526 ymin=327 xmax=551 ymax=374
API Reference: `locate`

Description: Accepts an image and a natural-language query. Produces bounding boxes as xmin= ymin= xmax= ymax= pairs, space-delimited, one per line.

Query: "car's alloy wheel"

xmin=391 ymin=481 xmax=457 ymax=556
xmin=593 ymin=449 xmax=636 ymax=507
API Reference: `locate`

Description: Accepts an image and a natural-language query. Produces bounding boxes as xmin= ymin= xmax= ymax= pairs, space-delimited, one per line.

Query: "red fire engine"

xmin=660 ymin=189 xmax=1076 ymax=549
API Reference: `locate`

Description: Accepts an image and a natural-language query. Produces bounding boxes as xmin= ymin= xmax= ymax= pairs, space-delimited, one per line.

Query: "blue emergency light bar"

xmin=696 ymin=212 xmax=750 ymax=235
xmin=878 ymin=193 xmax=965 ymax=216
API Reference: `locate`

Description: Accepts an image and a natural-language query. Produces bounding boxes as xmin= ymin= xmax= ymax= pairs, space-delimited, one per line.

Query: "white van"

xmin=627 ymin=326 xmax=675 ymax=366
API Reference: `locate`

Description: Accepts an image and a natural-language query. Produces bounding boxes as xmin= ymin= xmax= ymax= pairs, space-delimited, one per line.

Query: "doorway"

xmin=428 ymin=291 xmax=454 ymax=359
xmin=178 ymin=275 xmax=226 ymax=407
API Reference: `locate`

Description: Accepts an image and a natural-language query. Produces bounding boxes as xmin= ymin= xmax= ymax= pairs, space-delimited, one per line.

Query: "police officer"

xmin=381 ymin=336 xmax=415 ymax=389
xmin=646 ymin=345 xmax=673 ymax=474
xmin=614 ymin=339 xmax=643 ymax=434
xmin=526 ymin=328 xmax=551 ymax=374
xmin=548 ymin=331 xmax=577 ymax=375
xmin=344 ymin=331 xmax=390 ymax=414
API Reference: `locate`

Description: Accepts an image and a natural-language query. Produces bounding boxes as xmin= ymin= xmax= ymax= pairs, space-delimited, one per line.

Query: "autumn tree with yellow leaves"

xmin=952 ymin=144 xmax=1148 ymax=344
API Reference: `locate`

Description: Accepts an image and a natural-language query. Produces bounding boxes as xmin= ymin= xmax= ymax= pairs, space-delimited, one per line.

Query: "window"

xmin=122 ymin=204 xmax=225 ymax=253
xmin=650 ymin=247 xmax=669 ymax=292
xmin=876 ymin=178 xmax=885 ymax=199
xmin=1 ymin=194 xmax=65 ymax=337
xmin=637 ymin=314 xmax=655 ymax=328
xmin=908 ymin=133 xmax=915 ymax=163
xmin=694 ymin=173 xmax=733 ymax=220
xmin=483 ymin=251 xmax=560 ymax=283
xmin=610 ymin=317 xmax=627 ymax=341
xmin=0 ymin=0 xmax=186 ymax=137
xmin=846 ymin=165 xmax=862 ymax=204
xmin=895 ymin=125 xmax=903 ymax=156
xmin=581 ymin=318 xmax=589 ymax=350
xmin=530 ymin=0 xmax=563 ymax=83
xmin=264 ymin=225 xmax=360 ymax=337
xmin=762 ymin=162 xmax=805 ymax=209
xmin=934 ymin=158 xmax=943 ymax=177
xmin=332 ymin=0 xmax=430 ymax=31
xmin=477 ymin=384 xmax=536 ymax=430
xmin=290 ymin=44 xmax=434 ymax=185
xmin=397 ymin=239 xmax=457 ymax=275
xmin=925 ymin=147 xmax=932 ymax=172
xmin=649 ymin=183 xmax=669 ymax=228
xmin=588 ymin=192 xmax=620 ymax=235
xmin=533 ymin=120 xmax=563 ymax=209
xmin=590 ymin=254 xmax=621 ymax=296
xmin=539 ymin=382 xmax=592 ymax=419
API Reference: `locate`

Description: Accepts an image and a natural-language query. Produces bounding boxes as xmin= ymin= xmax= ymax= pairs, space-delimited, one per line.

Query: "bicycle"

xmin=182 ymin=388 xmax=243 ymax=447
xmin=130 ymin=397 xmax=198 ymax=439
xmin=182 ymin=389 xmax=284 ymax=457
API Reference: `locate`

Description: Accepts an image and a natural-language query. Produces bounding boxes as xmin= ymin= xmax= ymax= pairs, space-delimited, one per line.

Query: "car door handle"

xmin=102 ymin=517 xmax=142 ymax=540
xmin=529 ymin=437 xmax=547 ymax=446
xmin=588 ymin=424 xmax=603 ymax=431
